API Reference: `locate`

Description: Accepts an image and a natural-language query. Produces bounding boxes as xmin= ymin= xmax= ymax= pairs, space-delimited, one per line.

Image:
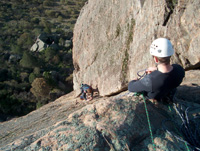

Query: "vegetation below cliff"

xmin=0 ymin=0 xmax=87 ymax=121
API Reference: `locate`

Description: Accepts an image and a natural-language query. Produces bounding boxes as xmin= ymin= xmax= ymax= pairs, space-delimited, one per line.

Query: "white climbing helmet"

xmin=150 ymin=38 xmax=174 ymax=57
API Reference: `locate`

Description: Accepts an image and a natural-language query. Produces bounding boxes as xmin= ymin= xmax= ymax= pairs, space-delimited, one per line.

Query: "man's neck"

xmin=157 ymin=63 xmax=173 ymax=73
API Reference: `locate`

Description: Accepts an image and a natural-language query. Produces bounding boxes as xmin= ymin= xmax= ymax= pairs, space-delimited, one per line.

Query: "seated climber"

xmin=80 ymin=84 xmax=93 ymax=101
xmin=128 ymin=38 xmax=185 ymax=104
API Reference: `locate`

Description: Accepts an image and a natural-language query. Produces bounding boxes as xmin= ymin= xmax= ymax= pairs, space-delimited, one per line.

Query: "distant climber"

xmin=128 ymin=38 xmax=185 ymax=104
xmin=80 ymin=84 xmax=93 ymax=101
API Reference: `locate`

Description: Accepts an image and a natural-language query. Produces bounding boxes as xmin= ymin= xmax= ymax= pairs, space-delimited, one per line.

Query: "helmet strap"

xmin=153 ymin=56 xmax=160 ymax=67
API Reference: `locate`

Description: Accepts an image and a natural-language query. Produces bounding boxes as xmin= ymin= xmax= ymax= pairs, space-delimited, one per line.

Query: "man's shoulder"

xmin=172 ymin=64 xmax=185 ymax=77
xmin=82 ymin=84 xmax=90 ymax=88
xmin=172 ymin=64 xmax=184 ymax=70
xmin=172 ymin=64 xmax=185 ymax=72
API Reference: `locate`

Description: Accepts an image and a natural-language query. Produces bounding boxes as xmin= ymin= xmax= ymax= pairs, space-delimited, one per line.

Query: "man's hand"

xmin=146 ymin=67 xmax=157 ymax=74
xmin=132 ymin=77 xmax=138 ymax=81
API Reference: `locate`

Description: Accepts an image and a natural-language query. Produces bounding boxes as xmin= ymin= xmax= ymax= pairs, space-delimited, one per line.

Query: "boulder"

xmin=37 ymin=33 xmax=49 ymax=43
xmin=30 ymin=43 xmax=39 ymax=52
xmin=30 ymin=39 xmax=48 ymax=52
xmin=36 ymin=40 xmax=48 ymax=52
xmin=8 ymin=54 xmax=21 ymax=63
xmin=30 ymin=34 xmax=60 ymax=52
xmin=64 ymin=39 xmax=72 ymax=48
xmin=73 ymin=0 xmax=200 ymax=96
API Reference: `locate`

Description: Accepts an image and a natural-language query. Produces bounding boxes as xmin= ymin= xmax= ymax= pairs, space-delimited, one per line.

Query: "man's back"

xmin=128 ymin=64 xmax=185 ymax=100
xmin=81 ymin=84 xmax=91 ymax=91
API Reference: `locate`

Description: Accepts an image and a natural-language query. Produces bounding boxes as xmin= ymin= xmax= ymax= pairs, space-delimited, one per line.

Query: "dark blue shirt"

xmin=80 ymin=84 xmax=91 ymax=100
xmin=81 ymin=84 xmax=91 ymax=92
xmin=128 ymin=64 xmax=185 ymax=100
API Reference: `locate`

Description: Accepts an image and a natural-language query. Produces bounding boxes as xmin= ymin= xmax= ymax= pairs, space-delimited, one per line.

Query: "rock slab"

xmin=73 ymin=0 xmax=200 ymax=96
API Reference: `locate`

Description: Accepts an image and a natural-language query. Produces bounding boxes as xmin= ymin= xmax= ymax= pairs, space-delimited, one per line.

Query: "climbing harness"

xmin=162 ymin=103 xmax=200 ymax=151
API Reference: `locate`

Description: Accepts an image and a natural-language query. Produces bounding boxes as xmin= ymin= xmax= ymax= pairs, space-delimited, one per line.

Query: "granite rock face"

xmin=176 ymin=70 xmax=200 ymax=104
xmin=1 ymin=91 xmax=199 ymax=151
xmin=73 ymin=0 xmax=200 ymax=96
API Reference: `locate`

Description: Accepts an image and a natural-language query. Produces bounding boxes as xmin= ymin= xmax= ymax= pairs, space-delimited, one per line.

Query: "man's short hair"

xmin=157 ymin=56 xmax=171 ymax=65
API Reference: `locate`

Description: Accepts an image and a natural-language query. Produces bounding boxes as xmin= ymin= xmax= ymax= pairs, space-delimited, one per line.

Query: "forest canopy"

xmin=0 ymin=0 xmax=87 ymax=121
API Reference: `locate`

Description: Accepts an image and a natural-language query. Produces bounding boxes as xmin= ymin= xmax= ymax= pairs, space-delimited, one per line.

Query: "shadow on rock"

xmin=176 ymin=84 xmax=200 ymax=104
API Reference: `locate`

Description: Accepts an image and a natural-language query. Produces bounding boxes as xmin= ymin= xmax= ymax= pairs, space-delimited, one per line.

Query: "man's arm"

xmin=128 ymin=75 xmax=152 ymax=93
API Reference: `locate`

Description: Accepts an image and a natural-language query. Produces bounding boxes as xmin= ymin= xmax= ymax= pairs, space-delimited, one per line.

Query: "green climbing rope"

xmin=142 ymin=94 xmax=156 ymax=150
xmin=141 ymin=93 xmax=191 ymax=151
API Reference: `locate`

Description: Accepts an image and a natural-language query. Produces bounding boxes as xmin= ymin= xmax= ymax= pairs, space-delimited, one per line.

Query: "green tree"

xmin=20 ymin=51 xmax=38 ymax=68
xmin=31 ymin=17 xmax=40 ymax=24
xmin=20 ymin=72 xmax=29 ymax=82
xmin=11 ymin=45 xmax=23 ymax=54
xmin=30 ymin=78 xmax=51 ymax=99
xmin=0 ymin=90 xmax=22 ymax=115
xmin=18 ymin=20 xmax=32 ymax=30
xmin=29 ymin=73 xmax=36 ymax=83
xmin=43 ymin=0 xmax=53 ymax=6
xmin=60 ymin=0 xmax=65 ymax=4
xmin=43 ymin=71 xmax=56 ymax=86
xmin=57 ymin=15 xmax=63 ymax=22
xmin=32 ymin=28 xmax=42 ymax=37
xmin=44 ymin=47 xmax=57 ymax=62
xmin=59 ymin=38 xmax=65 ymax=46
xmin=17 ymin=32 xmax=33 ymax=48
xmin=44 ymin=27 xmax=51 ymax=34
xmin=33 ymin=67 xmax=40 ymax=75
xmin=52 ymin=55 xmax=61 ymax=65
xmin=45 ymin=10 xmax=55 ymax=17
xmin=10 ymin=66 xmax=20 ymax=81
xmin=0 ymin=69 xmax=8 ymax=82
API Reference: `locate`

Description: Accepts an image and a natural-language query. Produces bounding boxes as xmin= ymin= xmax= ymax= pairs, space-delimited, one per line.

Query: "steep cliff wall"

xmin=73 ymin=0 xmax=200 ymax=96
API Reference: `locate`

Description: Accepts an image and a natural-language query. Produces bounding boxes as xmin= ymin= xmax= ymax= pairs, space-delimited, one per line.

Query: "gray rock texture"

xmin=73 ymin=0 xmax=200 ymax=96
xmin=1 ymin=90 xmax=199 ymax=151
xmin=176 ymin=70 xmax=200 ymax=104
